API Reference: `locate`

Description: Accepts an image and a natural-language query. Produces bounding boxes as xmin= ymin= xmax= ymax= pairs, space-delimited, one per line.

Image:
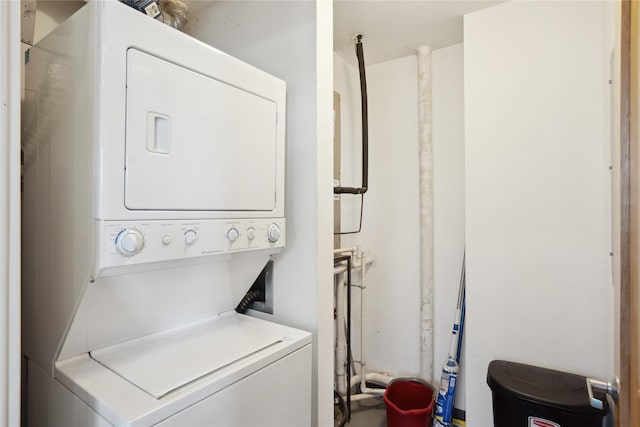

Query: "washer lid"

xmin=90 ymin=314 xmax=283 ymax=399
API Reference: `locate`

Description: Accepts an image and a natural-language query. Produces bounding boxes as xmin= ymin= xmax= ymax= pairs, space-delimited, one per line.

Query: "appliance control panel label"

xmin=98 ymin=218 xmax=285 ymax=269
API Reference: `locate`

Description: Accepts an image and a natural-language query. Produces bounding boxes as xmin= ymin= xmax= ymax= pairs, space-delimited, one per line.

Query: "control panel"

xmin=100 ymin=218 xmax=285 ymax=269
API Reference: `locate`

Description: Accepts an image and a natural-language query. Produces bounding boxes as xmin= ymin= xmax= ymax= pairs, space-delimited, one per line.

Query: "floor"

xmin=335 ymin=395 xmax=386 ymax=427
xmin=335 ymin=395 xmax=465 ymax=427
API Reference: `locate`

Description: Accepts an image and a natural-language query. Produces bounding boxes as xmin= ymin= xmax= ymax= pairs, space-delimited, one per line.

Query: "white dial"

xmin=115 ymin=229 xmax=145 ymax=257
xmin=184 ymin=229 xmax=197 ymax=245
xmin=246 ymin=227 xmax=256 ymax=241
xmin=227 ymin=228 xmax=239 ymax=242
xmin=267 ymin=224 xmax=281 ymax=243
xmin=162 ymin=235 xmax=173 ymax=246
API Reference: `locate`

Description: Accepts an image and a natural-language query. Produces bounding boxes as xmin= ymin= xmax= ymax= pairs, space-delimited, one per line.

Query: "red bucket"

xmin=383 ymin=378 xmax=436 ymax=427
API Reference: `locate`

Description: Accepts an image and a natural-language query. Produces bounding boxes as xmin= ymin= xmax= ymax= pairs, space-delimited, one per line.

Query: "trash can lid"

xmin=486 ymin=360 xmax=608 ymax=415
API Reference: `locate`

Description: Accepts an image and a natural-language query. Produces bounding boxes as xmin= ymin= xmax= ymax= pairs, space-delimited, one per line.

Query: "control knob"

xmin=246 ymin=227 xmax=256 ymax=241
xmin=184 ymin=229 xmax=197 ymax=245
xmin=268 ymin=224 xmax=281 ymax=243
xmin=115 ymin=229 xmax=145 ymax=257
xmin=227 ymin=228 xmax=239 ymax=242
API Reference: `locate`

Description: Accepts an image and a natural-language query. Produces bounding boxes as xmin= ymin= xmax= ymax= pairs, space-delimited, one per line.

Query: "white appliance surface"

xmin=23 ymin=2 xmax=309 ymax=426
xmin=96 ymin=218 xmax=286 ymax=274
xmin=155 ymin=343 xmax=311 ymax=427
xmin=56 ymin=314 xmax=311 ymax=427
xmin=91 ymin=314 xmax=284 ymax=399
xmin=125 ymin=49 xmax=278 ymax=212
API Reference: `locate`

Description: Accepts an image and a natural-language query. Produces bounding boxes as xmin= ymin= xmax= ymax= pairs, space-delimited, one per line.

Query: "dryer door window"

xmin=124 ymin=49 xmax=278 ymax=211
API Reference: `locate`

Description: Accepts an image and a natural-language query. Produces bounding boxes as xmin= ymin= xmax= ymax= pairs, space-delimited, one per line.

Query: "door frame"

xmin=618 ymin=0 xmax=639 ymax=425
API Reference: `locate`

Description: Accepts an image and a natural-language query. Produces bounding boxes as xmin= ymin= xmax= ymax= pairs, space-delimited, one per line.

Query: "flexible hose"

xmin=355 ymin=35 xmax=368 ymax=192
xmin=334 ymin=35 xmax=369 ymax=196
xmin=235 ymin=289 xmax=265 ymax=314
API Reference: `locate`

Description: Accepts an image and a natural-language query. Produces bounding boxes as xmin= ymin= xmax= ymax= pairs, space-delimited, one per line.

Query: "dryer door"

xmin=124 ymin=49 xmax=278 ymax=211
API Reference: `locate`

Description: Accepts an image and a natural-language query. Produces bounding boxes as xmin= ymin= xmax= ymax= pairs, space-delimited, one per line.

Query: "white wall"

xmin=432 ymin=43 xmax=466 ymax=409
xmin=334 ymin=54 xmax=422 ymax=377
xmin=184 ymin=0 xmax=319 ymax=330
xmin=363 ymin=56 xmax=422 ymax=376
xmin=14 ymin=3 xmax=84 ymax=425
xmin=20 ymin=2 xmax=84 ymax=99
xmin=32 ymin=1 xmax=84 ymax=42
xmin=184 ymin=3 xmax=333 ymax=425
xmin=1 ymin=2 xmax=22 ymax=425
xmin=464 ymin=2 xmax=613 ymax=425
xmin=334 ymin=47 xmax=468 ymax=407
xmin=315 ymin=3 xmax=334 ymax=426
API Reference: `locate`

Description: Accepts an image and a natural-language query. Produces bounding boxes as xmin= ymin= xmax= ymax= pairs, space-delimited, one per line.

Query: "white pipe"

xmin=333 ymin=264 xmax=348 ymax=276
xmin=350 ymin=256 xmax=375 ymax=269
xmin=334 ymin=252 xmax=354 ymax=396
xmin=417 ymin=45 xmax=434 ymax=381
xmin=333 ymin=246 xmax=357 ymax=255
xmin=359 ymin=251 xmax=369 ymax=394
xmin=349 ymin=393 xmax=381 ymax=402
xmin=365 ymin=372 xmax=396 ymax=385
xmin=334 ymin=247 xmax=385 ymax=397
xmin=357 ymin=252 xmax=386 ymax=395
xmin=350 ymin=374 xmax=362 ymax=387
xmin=335 ymin=272 xmax=348 ymax=395
xmin=350 ymin=372 xmax=395 ymax=389
xmin=354 ymin=251 xmax=389 ymax=395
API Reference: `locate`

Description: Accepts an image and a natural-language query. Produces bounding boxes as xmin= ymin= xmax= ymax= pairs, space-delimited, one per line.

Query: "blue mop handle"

xmin=456 ymin=287 xmax=465 ymax=364
xmin=452 ymin=253 xmax=465 ymax=362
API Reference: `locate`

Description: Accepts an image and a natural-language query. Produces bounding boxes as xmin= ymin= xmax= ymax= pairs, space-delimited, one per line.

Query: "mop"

xmin=434 ymin=254 xmax=466 ymax=427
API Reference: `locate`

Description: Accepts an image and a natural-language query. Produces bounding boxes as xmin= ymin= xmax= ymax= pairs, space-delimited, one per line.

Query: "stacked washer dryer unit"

xmin=22 ymin=2 xmax=311 ymax=426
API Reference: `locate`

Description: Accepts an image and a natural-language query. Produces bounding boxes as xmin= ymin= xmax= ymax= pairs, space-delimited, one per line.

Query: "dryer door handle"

xmin=146 ymin=112 xmax=170 ymax=154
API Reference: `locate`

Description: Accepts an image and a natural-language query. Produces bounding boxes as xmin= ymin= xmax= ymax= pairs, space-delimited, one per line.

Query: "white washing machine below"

xmin=48 ymin=313 xmax=311 ymax=427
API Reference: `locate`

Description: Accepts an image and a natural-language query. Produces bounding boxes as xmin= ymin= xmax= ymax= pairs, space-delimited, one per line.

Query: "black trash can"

xmin=487 ymin=360 xmax=609 ymax=427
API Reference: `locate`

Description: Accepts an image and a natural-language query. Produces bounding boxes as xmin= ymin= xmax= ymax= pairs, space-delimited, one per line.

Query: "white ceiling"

xmin=35 ymin=0 xmax=502 ymax=67
xmin=334 ymin=0 xmax=504 ymax=66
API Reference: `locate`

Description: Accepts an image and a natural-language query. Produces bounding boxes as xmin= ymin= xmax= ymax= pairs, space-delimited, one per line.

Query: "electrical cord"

xmin=334 ymin=391 xmax=347 ymax=427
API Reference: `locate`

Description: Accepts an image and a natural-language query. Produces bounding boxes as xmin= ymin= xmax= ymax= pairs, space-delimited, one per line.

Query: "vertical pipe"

xmin=334 ymin=255 xmax=353 ymax=421
xmin=629 ymin=3 xmax=640 ymax=422
xmin=417 ymin=46 xmax=434 ymax=381
xmin=346 ymin=257 xmax=352 ymax=421
xmin=359 ymin=253 xmax=367 ymax=394
xmin=335 ymin=272 xmax=347 ymax=395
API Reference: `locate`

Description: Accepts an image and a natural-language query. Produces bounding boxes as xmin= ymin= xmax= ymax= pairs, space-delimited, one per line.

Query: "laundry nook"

xmin=0 ymin=0 xmax=637 ymax=426
xmin=21 ymin=1 xmax=311 ymax=425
